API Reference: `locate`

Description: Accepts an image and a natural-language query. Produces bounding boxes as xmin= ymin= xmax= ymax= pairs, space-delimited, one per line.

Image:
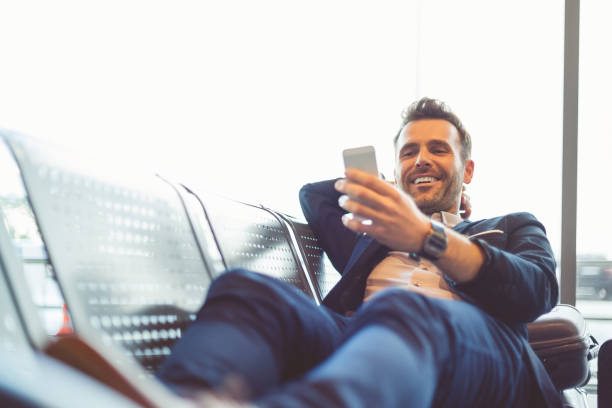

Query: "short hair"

xmin=393 ymin=97 xmax=472 ymax=162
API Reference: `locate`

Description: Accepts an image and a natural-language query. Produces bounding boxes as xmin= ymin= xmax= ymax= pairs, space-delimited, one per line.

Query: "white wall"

xmin=0 ymin=0 xmax=419 ymax=216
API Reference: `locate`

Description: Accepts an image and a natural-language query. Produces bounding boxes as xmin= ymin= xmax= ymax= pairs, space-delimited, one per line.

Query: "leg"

xmin=258 ymin=289 xmax=532 ymax=408
xmin=156 ymin=268 xmax=348 ymax=399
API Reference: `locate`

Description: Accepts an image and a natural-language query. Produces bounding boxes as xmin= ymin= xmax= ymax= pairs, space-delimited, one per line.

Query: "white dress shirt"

xmin=363 ymin=211 xmax=466 ymax=302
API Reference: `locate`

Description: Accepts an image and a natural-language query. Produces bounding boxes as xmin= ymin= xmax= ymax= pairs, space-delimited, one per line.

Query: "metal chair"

xmin=182 ymin=185 xmax=319 ymax=302
xmin=272 ymin=212 xmax=340 ymax=302
xmin=0 ymin=131 xmax=203 ymax=408
xmin=0 ymin=194 xmax=145 ymax=408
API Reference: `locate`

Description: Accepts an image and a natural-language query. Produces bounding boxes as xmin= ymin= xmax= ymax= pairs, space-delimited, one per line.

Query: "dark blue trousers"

xmin=157 ymin=269 xmax=533 ymax=407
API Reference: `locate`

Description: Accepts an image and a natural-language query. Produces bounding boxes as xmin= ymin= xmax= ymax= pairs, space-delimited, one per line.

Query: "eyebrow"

xmin=398 ymin=139 xmax=451 ymax=155
xmin=427 ymin=140 xmax=451 ymax=150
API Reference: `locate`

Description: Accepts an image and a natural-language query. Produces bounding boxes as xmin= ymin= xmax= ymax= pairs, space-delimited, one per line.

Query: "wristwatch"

xmin=418 ymin=219 xmax=448 ymax=260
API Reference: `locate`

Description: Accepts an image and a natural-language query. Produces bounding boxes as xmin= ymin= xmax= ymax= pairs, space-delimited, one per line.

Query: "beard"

xmin=402 ymin=168 xmax=464 ymax=215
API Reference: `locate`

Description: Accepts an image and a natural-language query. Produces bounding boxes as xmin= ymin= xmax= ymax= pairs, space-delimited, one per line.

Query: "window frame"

xmin=560 ymin=0 xmax=579 ymax=305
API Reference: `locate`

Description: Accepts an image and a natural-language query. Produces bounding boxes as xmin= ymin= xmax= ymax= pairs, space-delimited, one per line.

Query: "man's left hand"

xmin=460 ymin=185 xmax=471 ymax=220
xmin=335 ymin=168 xmax=431 ymax=253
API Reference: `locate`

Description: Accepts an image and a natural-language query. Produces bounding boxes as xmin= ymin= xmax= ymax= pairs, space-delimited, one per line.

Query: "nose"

xmin=415 ymin=150 xmax=432 ymax=168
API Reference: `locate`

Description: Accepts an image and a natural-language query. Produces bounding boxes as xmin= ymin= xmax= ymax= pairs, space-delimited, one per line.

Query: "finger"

xmin=460 ymin=194 xmax=472 ymax=219
xmin=335 ymin=180 xmax=388 ymax=212
xmin=341 ymin=213 xmax=382 ymax=235
xmin=338 ymin=195 xmax=382 ymax=221
xmin=460 ymin=189 xmax=470 ymax=207
xmin=344 ymin=168 xmax=398 ymax=198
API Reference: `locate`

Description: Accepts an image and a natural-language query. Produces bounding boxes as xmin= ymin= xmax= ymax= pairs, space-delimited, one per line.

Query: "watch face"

xmin=421 ymin=220 xmax=447 ymax=260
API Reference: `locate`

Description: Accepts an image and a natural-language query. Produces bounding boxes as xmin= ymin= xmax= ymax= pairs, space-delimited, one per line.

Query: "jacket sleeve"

xmin=453 ymin=212 xmax=559 ymax=323
xmin=299 ymin=179 xmax=361 ymax=274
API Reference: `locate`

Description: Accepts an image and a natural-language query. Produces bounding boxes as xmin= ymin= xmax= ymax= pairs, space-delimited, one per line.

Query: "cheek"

xmin=398 ymin=159 xmax=413 ymax=172
xmin=441 ymin=159 xmax=460 ymax=176
xmin=399 ymin=164 xmax=412 ymax=183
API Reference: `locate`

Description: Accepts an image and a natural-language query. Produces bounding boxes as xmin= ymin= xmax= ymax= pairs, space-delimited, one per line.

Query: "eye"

xmin=430 ymin=146 xmax=449 ymax=154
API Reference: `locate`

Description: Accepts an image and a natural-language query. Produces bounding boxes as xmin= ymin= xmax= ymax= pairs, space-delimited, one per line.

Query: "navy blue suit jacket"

xmin=299 ymin=178 xmax=561 ymax=407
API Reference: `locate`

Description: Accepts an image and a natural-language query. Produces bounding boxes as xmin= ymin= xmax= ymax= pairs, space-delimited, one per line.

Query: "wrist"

xmin=418 ymin=219 xmax=448 ymax=261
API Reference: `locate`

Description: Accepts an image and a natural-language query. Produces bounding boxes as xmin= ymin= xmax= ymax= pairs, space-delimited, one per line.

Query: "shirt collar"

xmin=431 ymin=211 xmax=462 ymax=228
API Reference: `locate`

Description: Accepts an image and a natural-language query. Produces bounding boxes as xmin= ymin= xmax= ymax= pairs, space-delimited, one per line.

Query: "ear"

xmin=463 ymin=159 xmax=474 ymax=184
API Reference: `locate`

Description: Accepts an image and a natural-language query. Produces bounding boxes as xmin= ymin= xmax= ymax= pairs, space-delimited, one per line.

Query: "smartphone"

xmin=342 ymin=146 xmax=379 ymax=225
xmin=342 ymin=145 xmax=379 ymax=177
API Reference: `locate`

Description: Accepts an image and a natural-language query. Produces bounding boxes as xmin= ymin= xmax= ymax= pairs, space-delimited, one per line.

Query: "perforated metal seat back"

xmin=175 ymin=185 xmax=226 ymax=278
xmin=281 ymin=216 xmax=340 ymax=300
xmin=195 ymin=190 xmax=316 ymax=299
xmin=1 ymin=131 xmax=212 ymax=373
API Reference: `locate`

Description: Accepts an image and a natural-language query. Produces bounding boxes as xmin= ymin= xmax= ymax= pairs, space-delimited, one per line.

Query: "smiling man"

xmin=158 ymin=97 xmax=561 ymax=408
xmin=396 ymin=118 xmax=471 ymax=215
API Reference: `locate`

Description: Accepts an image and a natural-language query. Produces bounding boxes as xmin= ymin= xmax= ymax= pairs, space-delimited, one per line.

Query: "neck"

xmin=422 ymin=206 xmax=459 ymax=217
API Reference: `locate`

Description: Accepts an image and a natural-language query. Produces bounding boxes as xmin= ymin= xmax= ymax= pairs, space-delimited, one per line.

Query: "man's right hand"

xmin=335 ymin=168 xmax=431 ymax=254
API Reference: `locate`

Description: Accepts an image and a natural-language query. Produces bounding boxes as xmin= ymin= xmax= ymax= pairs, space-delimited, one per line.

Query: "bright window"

xmin=416 ymin=0 xmax=564 ymax=256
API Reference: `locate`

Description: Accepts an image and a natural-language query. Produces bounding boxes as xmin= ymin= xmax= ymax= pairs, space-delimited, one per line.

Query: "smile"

xmin=413 ymin=176 xmax=439 ymax=185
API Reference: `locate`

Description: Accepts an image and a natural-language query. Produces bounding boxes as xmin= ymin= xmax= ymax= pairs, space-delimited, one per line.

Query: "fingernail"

xmin=338 ymin=195 xmax=348 ymax=207
xmin=335 ymin=179 xmax=345 ymax=190
xmin=341 ymin=213 xmax=350 ymax=225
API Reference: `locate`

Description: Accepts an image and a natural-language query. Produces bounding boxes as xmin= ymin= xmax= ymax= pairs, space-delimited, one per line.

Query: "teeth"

xmin=414 ymin=176 xmax=437 ymax=184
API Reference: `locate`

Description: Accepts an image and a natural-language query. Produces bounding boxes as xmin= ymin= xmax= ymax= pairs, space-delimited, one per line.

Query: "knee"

xmin=213 ymin=267 xmax=261 ymax=286
xmin=209 ymin=268 xmax=273 ymax=295
xmin=205 ymin=268 xmax=301 ymax=310
xmin=196 ymin=269 xmax=312 ymax=338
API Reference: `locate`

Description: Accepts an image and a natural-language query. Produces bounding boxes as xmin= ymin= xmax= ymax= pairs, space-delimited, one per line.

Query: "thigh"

xmin=429 ymin=300 xmax=531 ymax=408
xmin=347 ymin=289 xmax=531 ymax=408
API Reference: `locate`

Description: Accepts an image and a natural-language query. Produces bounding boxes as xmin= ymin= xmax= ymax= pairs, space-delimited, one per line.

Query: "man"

xmin=158 ymin=97 xmax=560 ymax=407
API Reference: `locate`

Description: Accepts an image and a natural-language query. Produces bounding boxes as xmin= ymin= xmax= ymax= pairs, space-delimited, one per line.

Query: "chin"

xmin=414 ymin=199 xmax=439 ymax=214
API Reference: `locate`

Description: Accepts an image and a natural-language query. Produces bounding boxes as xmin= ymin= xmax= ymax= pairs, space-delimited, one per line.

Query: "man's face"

xmin=394 ymin=119 xmax=474 ymax=215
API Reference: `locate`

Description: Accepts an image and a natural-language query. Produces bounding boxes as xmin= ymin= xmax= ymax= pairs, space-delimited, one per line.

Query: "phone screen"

xmin=341 ymin=146 xmax=379 ymax=225
xmin=342 ymin=146 xmax=379 ymax=176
